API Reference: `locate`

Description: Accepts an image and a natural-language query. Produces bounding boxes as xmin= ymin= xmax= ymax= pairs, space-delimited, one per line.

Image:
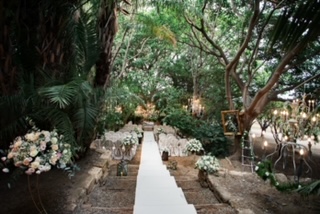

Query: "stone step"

xmin=77 ymin=206 xmax=133 ymax=214
xmin=194 ymin=204 xmax=237 ymax=213
xmin=176 ymin=179 xmax=202 ymax=190
xmin=108 ymin=164 xmax=139 ymax=176
xmin=184 ymin=190 xmax=220 ymax=205
xmin=134 ymin=204 xmax=197 ymax=214
xmin=102 ymin=176 xmax=137 ymax=190
xmin=175 ymin=179 xmax=220 ymax=205
xmin=86 ymin=190 xmax=135 ymax=207
xmin=173 ymin=175 xmax=198 ymax=181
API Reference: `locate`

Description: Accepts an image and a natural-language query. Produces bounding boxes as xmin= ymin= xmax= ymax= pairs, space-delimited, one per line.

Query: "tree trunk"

xmin=95 ymin=0 xmax=118 ymax=88
xmin=229 ymin=110 xmax=255 ymax=160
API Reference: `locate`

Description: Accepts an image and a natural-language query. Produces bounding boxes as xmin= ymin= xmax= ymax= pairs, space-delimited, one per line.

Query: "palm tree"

xmin=0 ymin=0 xmax=101 ymax=151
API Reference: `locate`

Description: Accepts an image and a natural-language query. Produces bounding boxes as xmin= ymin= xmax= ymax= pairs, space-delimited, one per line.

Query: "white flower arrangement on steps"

xmin=185 ymin=138 xmax=204 ymax=154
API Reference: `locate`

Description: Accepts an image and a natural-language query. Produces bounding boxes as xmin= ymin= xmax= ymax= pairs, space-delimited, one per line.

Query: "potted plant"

xmin=195 ymin=155 xmax=220 ymax=187
xmin=186 ymin=138 xmax=204 ymax=155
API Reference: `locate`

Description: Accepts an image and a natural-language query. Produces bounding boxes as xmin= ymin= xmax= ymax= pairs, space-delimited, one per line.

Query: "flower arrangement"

xmin=2 ymin=128 xmax=73 ymax=175
xmin=186 ymin=138 xmax=204 ymax=153
xmin=195 ymin=155 xmax=220 ymax=174
xmin=122 ymin=134 xmax=138 ymax=146
xmin=134 ymin=128 xmax=143 ymax=138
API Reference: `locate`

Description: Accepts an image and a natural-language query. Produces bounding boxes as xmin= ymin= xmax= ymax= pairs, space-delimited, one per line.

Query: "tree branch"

xmin=226 ymin=0 xmax=260 ymax=71
xmin=248 ymin=41 xmax=308 ymax=113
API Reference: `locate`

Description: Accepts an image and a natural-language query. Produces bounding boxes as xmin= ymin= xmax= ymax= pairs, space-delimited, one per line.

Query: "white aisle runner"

xmin=133 ymin=131 xmax=197 ymax=214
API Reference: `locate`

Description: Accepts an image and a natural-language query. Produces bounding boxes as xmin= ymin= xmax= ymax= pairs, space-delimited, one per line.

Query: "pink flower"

xmin=25 ymin=168 xmax=35 ymax=175
xmin=56 ymin=153 xmax=62 ymax=158
xmin=1 ymin=157 xmax=6 ymax=161
xmin=14 ymin=161 xmax=23 ymax=167
xmin=23 ymin=157 xmax=32 ymax=166
xmin=40 ymin=144 xmax=46 ymax=151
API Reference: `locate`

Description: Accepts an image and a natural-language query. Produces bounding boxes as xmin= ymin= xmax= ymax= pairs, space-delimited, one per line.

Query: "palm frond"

xmin=269 ymin=1 xmax=320 ymax=52
xmin=38 ymin=84 xmax=77 ymax=109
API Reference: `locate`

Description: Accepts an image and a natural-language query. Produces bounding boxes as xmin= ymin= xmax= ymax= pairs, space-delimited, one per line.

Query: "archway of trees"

xmin=0 ymin=0 xmax=319 ymax=163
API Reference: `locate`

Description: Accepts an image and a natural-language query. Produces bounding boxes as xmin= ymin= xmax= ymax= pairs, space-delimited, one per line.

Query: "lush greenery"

xmin=163 ymin=109 xmax=230 ymax=157
xmin=0 ymin=1 xmax=320 ymax=189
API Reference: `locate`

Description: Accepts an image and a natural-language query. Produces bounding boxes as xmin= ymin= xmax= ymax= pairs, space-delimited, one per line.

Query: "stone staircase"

xmin=75 ymin=146 xmax=141 ymax=214
xmin=75 ymin=132 xmax=236 ymax=214
xmin=173 ymin=175 xmax=236 ymax=213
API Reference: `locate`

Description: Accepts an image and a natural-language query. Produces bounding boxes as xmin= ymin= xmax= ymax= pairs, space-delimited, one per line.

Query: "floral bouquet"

xmin=122 ymin=134 xmax=138 ymax=146
xmin=195 ymin=155 xmax=220 ymax=174
xmin=186 ymin=138 xmax=204 ymax=153
xmin=3 ymin=129 xmax=72 ymax=175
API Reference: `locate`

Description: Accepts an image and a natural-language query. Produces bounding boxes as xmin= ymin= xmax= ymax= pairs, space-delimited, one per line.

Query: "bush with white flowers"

xmin=195 ymin=155 xmax=220 ymax=174
xmin=186 ymin=138 xmax=204 ymax=153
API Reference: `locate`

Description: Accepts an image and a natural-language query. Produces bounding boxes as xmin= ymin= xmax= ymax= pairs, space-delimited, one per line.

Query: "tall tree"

xmin=155 ymin=0 xmax=320 ymax=157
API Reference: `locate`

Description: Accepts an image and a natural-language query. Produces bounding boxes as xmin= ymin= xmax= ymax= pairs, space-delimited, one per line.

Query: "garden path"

xmin=133 ymin=131 xmax=196 ymax=214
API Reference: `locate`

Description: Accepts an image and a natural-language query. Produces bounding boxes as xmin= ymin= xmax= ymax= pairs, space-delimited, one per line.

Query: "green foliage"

xmin=296 ymin=180 xmax=320 ymax=196
xmin=255 ymin=160 xmax=300 ymax=192
xmin=0 ymin=1 xmax=101 ymax=153
xmin=98 ymin=112 xmax=124 ymax=132
xmin=162 ymin=108 xmax=196 ymax=138
xmin=193 ymin=122 xmax=230 ymax=157
xmin=163 ymin=108 xmax=229 ymax=157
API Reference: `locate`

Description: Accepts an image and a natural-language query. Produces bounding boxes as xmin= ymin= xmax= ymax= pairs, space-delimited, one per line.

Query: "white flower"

xmin=41 ymin=131 xmax=50 ymax=138
xmin=195 ymin=155 xmax=220 ymax=174
xmin=29 ymin=147 xmax=39 ymax=157
xmin=2 ymin=168 xmax=9 ymax=173
xmin=186 ymin=139 xmax=203 ymax=153
xmin=255 ymin=166 xmax=259 ymax=171
xmin=51 ymin=137 xmax=58 ymax=144
xmin=31 ymin=161 xmax=40 ymax=169
xmin=1 ymin=157 xmax=6 ymax=161
xmin=25 ymin=132 xmax=40 ymax=142
xmin=265 ymin=172 xmax=270 ymax=176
